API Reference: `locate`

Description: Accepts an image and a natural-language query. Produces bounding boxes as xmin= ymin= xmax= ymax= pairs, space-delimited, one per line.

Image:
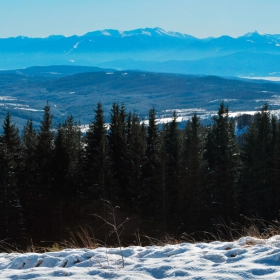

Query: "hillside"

xmin=1 ymin=65 xmax=280 ymax=128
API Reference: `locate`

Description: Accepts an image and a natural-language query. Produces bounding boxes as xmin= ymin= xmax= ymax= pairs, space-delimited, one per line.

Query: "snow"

xmin=210 ymin=99 xmax=238 ymax=103
xmin=2 ymin=236 xmax=280 ymax=279
xmin=86 ymin=28 xmax=193 ymax=39
xmin=0 ymin=96 xmax=16 ymax=101
xmin=14 ymin=107 xmax=44 ymax=112
xmin=141 ymin=31 xmax=152 ymax=36
xmin=228 ymin=111 xmax=257 ymax=118
xmin=243 ymin=31 xmax=264 ymax=37
xmin=165 ymin=108 xmax=206 ymax=113
xmin=240 ymin=76 xmax=280 ymax=81
xmin=73 ymin=42 xmax=81 ymax=49
xmin=101 ymin=30 xmax=112 ymax=36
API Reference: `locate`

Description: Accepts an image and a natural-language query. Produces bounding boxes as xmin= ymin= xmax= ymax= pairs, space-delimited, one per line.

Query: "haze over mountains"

xmin=1 ymin=27 xmax=280 ymax=78
xmin=1 ymin=28 xmax=280 ymax=129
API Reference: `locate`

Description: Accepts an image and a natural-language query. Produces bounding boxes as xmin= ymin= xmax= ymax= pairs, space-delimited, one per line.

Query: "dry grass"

xmin=190 ymin=216 xmax=280 ymax=243
xmin=2 ymin=215 xmax=280 ymax=254
xmin=140 ymin=233 xmax=180 ymax=246
xmin=0 ymin=238 xmax=54 ymax=254
xmin=0 ymin=239 xmax=21 ymax=253
xmin=0 ymin=226 xmax=102 ymax=254
xmin=177 ymin=215 xmax=280 ymax=245
xmin=62 ymin=225 xmax=102 ymax=250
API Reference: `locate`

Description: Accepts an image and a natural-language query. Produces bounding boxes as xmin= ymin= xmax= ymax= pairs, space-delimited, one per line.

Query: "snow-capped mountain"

xmin=1 ymin=27 xmax=280 ymax=77
xmin=84 ymin=27 xmax=195 ymax=39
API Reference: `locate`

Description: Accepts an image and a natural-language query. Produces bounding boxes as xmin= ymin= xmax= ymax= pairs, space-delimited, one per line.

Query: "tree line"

xmin=0 ymin=101 xmax=279 ymax=245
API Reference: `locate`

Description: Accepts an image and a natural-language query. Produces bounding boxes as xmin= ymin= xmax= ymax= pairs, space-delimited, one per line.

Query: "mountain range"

xmin=1 ymin=65 xmax=280 ymax=130
xmin=1 ymin=28 xmax=280 ymax=78
xmin=1 ymin=28 xmax=280 ymax=129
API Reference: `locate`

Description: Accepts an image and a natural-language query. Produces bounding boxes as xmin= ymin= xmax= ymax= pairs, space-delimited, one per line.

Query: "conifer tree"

xmin=107 ymin=103 xmax=130 ymax=206
xmin=204 ymin=102 xmax=240 ymax=221
xmin=55 ymin=116 xmax=82 ymax=196
xmin=180 ymin=114 xmax=207 ymax=231
xmin=126 ymin=112 xmax=146 ymax=214
xmin=37 ymin=103 xmax=54 ymax=192
xmin=85 ymin=102 xmax=109 ymax=200
xmin=160 ymin=111 xmax=180 ymax=229
xmin=270 ymin=115 xmax=280 ymax=218
xmin=142 ymin=108 xmax=161 ymax=218
xmin=53 ymin=115 xmax=83 ymax=234
xmin=35 ymin=103 xmax=55 ymax=238
xmin=240 ymin=115 xmax=261 ymax=216
xmin=241 ymin=104 xmax=275 ymax=219
xmin=19 ymin=119 xmax=38 ymax=239
xmin=0 ymin=112 xmax=23 ymax=242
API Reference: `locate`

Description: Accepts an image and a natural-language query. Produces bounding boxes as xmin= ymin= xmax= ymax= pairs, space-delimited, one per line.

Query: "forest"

xmin=0 ymin=101 xmax=279 ymax=247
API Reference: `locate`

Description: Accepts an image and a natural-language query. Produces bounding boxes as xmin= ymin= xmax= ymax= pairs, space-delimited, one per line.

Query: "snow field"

xmin=1 ymin=236 xmax=280 ymax=279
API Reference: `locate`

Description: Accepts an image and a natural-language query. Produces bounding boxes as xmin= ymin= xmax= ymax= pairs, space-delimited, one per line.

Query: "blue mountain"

xmin=1 ymin=28 xmax=280 ymax=77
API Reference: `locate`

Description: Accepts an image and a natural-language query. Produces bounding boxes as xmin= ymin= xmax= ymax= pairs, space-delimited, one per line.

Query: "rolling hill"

xmin=1 ymin=65 xmax=280 ymax=130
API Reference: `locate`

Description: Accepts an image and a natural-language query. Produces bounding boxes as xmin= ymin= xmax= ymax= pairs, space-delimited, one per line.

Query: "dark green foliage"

xmin=84 ymin=103 xmax=109 ymax=200
xmin=107 ymin=103 xmax=131 ymax=208
xmin=0 ymin=112 xmax=23 ymax=242
xmin=241 ymin=104 xmax=278 ymax=219
xmin=52 ymin=116 xmax=84 ymax=237
xmin=142 ymin=108 xmax=161 ymax=219
xmin=160 ymin=112 xmax=180 ymax=230
xmin=235 ymin=114 xmax=254 ymax=130
xmin=19 ymin=119 xmax=38 ymax=239
xmin=126 ymin=112 xmax=146 ymax=215
xmin=270 ymin=116 xmax=280 ymax=218
xmin=36 ymin=103 xmax=55 ymax=193
xmin=34 ymin=103 xmax=55 ymax=239
xmin=2 ymin=101 xmax=280 ymax=246
xmin=180 ymin=114 xmax=208 ymax=231
xmin=204 ymin=102 xmax=240 ymax=221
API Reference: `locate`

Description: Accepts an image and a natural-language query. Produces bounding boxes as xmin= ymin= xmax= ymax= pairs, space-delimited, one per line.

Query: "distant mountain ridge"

xmin=1 ymin=65 xmax=280 ymax=130
xmin=1 ymin=28 xmax=280 ymax=77
xmin=84 ymin=27 xmax=196 ymax=39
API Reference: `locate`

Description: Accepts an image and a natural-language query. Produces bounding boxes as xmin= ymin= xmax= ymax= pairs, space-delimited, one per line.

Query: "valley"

xmin=1 ymin=65 xmax=280 ymax=129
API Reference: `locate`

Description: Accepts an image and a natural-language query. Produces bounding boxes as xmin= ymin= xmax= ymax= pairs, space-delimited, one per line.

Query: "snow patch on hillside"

xmin=240 ymin=76 xmax=280 ymax=81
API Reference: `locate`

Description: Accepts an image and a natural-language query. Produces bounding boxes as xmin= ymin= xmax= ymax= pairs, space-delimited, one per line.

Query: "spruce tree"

xmin=126 ymin=112 xmax=146 ymax=214
xmin=85 ymin=102 xmax=109 ymax=200
xmin=19 ymin=119 xmax=38 ymax=239
xmin=142 ymin=108 xmax=161 ymax=219
xmin=204 ymin=102 xmax=240 ymax=221
xmin=241 ymin=104 xmax=275 ymax=219
xmin=53 ymin=115 xmax=83 ymax=235
xmin=240 ymin=116 xmax=260 ymax=216
xmin=180 ymin=114 xmax=207 ymax=231
xmin=0 ymin=112 xmax=23 ymax=242
xmin=37 ymin=103 xmax=54 ymax=192
xmin=160 ymin=111 xmax=180 ymax=230
xmin=270 ymin=115 xmax=280 ymax=218
xmin=107 ymin=103 xmax=130 ymax=207
xmin=35 ymin=103 xmax=55 ymax=238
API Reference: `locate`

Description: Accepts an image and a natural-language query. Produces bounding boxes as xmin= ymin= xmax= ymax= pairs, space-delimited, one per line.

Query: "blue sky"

xmin=1 ymin=0 xmax=280 ymax=38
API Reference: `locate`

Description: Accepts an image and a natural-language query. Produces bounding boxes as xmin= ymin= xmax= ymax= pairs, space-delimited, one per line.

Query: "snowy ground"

xmin=1 ymin=236 xmax=280 ymax=279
